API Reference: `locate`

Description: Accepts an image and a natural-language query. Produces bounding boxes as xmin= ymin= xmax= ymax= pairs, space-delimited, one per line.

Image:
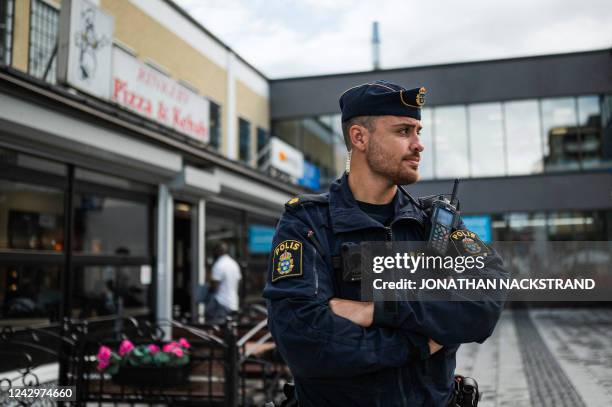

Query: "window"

xmin=71 ymin=265 xmax=150 ymax=319
xmin=541 ymin=97 xmax=580 ymax=172
xmin=73 ymin=194 xmax=149 ymax=257
xmin=239 ymin=118 xmax=251 ymax=163
xmin=209 ymin=101 xmax=221 ymax=151
xmin=0 ymin=0 xmax=14 ymax=65
xmin=256 ymin=127 xmax=268 ymax=154
xmin=418 ymin=107 xmax=434 ymax=180
xmin=29 ymin=0 xmax=59 ymax=83
xmin=1 ymin=265 xmax=62 ymax=321
xmin=433 ymin=106 xmax=469 ymax=179
xmin=0 ymin=147 xmax=154 ymax=326
xmin=577 ymin=95 xmax=606 ymax=169
xmin=256 ymin=127 xmax=269 ymax=168
xmin=469 ymin=103 xmax=505 ymax=177
xmin=0 ymin=180 xmax=64 ymax=252
xmin=503 ymin=100 xmax=543 ymax=175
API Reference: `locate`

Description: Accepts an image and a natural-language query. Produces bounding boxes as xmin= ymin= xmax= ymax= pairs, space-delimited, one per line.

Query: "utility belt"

xmin=449 ymin=375 xmax=480 ymax=407
xmin=270 ymin=376 xmax=479 ymax=407
xmin=264 ymin=383 xmax=299 ymax=407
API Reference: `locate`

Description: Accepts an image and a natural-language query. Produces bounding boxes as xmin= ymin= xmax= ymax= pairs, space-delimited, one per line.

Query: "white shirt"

xmin=211 ymin=254 xmax=242 ymax=311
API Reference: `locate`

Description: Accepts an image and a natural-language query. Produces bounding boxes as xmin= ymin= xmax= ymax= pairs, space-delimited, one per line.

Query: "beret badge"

xmin=399 ymin=86 xmax=427 ymax=108
xmin=416 ymin=87 xmax=427 ymax=107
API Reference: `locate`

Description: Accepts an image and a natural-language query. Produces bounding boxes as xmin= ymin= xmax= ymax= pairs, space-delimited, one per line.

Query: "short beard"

xmin=365 ymin=138 xmax=419 ymax=185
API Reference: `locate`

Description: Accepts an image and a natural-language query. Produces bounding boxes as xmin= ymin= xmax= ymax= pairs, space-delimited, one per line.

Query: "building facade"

xmin=0 ymin=0 xmax=303 ymax=340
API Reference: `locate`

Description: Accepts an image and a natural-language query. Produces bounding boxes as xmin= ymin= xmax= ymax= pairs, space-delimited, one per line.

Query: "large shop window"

xmin=71 ymin=265 xmax=150 ymax=319
xmin=0 ymin=181 xmax=64 ymax=251
xmin=28 ymin=0 xmax=58 ymax=83
xmin=0 ymin=0 xmax=14 ymax=65
xmin=73 ymin=194 xmax=149 ymax=257
xmin=1 ymin=265 xmax=61 ymax=321
xmin=0 ymin=148 xmax=154 ymax=324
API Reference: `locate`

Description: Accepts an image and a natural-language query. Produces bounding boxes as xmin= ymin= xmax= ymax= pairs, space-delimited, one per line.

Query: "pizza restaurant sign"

xmin=112 ymin=47 xmax=210 ymax=143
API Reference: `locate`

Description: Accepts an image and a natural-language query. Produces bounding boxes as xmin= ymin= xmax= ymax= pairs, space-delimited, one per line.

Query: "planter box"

xmin=112 ymin=364 xmax=191 ymax=387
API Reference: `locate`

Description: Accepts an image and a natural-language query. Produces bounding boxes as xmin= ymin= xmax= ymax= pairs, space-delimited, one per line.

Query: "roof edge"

xmin=270 ymin=47 xmax=612 ymax=82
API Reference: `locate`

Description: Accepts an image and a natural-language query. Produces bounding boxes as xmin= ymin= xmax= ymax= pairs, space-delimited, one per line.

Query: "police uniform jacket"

xmin=263 ymin=173 xmax=509 ymax=406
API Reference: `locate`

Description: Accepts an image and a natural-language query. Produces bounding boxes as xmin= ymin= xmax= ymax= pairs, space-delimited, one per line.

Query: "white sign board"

xmin=57 ymin=0 xmax=114 ymax=99
xmin=270 ymin=137 xmax=304 ymax=178
xmin=112 ymin=47 xmax=210 ymax=143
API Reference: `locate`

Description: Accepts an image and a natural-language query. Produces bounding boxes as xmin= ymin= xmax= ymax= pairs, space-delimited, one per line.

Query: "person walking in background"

xmin=205 ymin=242 xmax=242 ymax=323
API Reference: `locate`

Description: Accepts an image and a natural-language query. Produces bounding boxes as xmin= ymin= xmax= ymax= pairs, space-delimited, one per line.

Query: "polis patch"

xmin=450 ymin=229 xmax=490 ymax=257
xmin=272 ymin=240 xmax=303 ymax=282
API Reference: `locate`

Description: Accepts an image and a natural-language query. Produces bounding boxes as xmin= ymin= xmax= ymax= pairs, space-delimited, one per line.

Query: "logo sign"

xmin=112 ymin=47 xmax=210 ymax=143
xmin=461 ymin=215 xmax=493 ymax=243
xmin=58 ymin=0 xmax=114 ymax=99
xmin=298 ymin=160 xmax=321 ymax=191
xmin=248 ymin=225 xmax=275 ymax=254
xmin=269 ymin=137 xmax=304 ymax=179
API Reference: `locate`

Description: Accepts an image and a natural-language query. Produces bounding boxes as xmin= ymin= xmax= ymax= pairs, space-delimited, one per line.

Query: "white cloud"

xmin=174 ymin=0 xmax=612 ymax=78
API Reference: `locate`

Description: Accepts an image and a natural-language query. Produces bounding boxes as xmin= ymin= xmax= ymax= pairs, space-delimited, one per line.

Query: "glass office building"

xmin=273 ymin=94 xmax=610 ymax=181
xmin=269 ymin=49 xmax=612 ymax=242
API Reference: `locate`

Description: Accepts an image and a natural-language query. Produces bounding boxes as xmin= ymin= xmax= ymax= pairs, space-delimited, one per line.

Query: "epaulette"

xmin=285 ymin=193 xmax=329 ymax=211
xmin=418 ymin=193 xmax=460 ymax=216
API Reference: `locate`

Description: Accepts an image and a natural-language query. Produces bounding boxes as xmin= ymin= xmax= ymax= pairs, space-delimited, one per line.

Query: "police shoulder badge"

xmin=450 ymin=229 xmax=490 ymax=257
xmin=272 ymin=240 xmax=303 ymax=282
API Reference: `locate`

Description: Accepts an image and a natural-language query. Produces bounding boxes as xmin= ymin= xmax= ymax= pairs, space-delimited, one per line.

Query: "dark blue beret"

xmin=339 ymin=80 xmax=426 ymax=122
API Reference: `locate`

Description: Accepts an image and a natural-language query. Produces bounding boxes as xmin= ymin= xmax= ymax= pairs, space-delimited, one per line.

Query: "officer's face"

xmin=365 ymin=116 xmax=424 ymax=185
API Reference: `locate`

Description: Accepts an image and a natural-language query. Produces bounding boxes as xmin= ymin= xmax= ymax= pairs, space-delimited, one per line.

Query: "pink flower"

xmin=162 ymin=341 xmax=178 ymax=353
xmin=178 ymin=338 xmax=190 ymax=349
xmin=97 ymin=345 xmax=112 ymax=363
xmin=97 ymin=359 xmax=109 ymax=371
xmin=118 ymin=339 xmax=135 ymax=356
xmin=148 ymin=344 xmax=160 ymax=354
xmin=171 ymin=347 xmax=184 ymax=358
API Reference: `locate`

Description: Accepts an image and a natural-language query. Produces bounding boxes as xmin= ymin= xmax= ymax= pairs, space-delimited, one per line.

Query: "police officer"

xmin=263 ymin=80 xmax=509 ymax=406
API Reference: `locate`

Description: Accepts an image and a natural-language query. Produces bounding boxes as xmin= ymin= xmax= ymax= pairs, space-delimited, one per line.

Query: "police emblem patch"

xmin=450 ymin=229 xmax=490 ymax=257
xmin=272 ymin=240 xmax=303 ymax=282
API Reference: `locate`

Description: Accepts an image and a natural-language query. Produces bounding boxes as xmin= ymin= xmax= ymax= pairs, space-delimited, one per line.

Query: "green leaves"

xmin=97 ymin=339 xmax=191 ymax=373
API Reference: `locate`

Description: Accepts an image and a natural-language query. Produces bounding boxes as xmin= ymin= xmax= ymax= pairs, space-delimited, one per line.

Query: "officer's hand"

xmin=428 ymin=339 xmax=443 ymax=355
xmin=329 ymin=298 xmax=374 ymax=327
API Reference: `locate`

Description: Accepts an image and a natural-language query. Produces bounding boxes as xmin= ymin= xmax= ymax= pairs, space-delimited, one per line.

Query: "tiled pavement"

xmin=456 ymin=308 xmax=612 ymax=407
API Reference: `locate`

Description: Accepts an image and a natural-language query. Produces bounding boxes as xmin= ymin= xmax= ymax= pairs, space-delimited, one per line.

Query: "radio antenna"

xmin=450 ymin=179 xmax=459 ymax=206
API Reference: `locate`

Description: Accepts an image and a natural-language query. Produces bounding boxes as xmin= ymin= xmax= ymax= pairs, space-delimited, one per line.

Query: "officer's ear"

xmin=349 ymin=124 xmax=369 ymax=153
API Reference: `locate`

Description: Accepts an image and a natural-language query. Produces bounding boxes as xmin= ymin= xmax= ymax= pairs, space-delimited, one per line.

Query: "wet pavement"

xmin=456 ymin=308 xmax=612 ymax=407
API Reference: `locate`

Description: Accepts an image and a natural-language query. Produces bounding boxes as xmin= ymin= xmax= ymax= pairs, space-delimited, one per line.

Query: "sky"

xmin=175 ymin=0 xmax=612 ymax=79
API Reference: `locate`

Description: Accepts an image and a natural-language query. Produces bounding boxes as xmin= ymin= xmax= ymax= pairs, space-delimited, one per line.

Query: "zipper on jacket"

xmin=385 ymin=226 xmax=393 ymax=241
xmin=385 ymin=225 xmax=408 ymax=406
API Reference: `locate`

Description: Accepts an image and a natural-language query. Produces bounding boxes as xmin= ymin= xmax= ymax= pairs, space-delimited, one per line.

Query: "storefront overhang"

xmin=214 ymin=167 xmax=292 ymax=210
xmin=0 ymin=69 xmax=303 ymax=197
xmin=0 ymin=91 xmax=183 ymax=184
xmin=170 ymin=166 xmax=221 ymax=197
